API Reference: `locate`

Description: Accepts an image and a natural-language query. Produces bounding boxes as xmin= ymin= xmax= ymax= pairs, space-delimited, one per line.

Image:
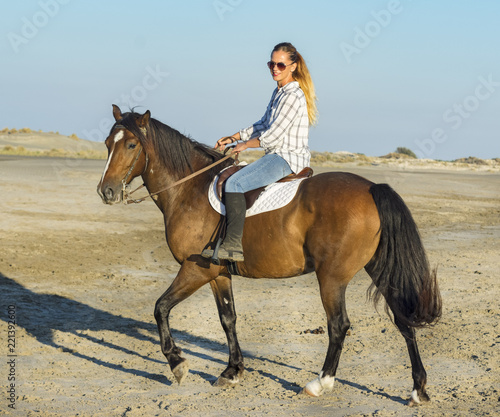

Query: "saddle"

xmin=216 ymin=166 xmax=313 ymax=210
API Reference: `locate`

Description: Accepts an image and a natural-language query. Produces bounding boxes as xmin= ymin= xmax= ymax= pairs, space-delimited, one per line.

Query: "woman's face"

xmin=269 ymin=51 xmax=297 ymax=87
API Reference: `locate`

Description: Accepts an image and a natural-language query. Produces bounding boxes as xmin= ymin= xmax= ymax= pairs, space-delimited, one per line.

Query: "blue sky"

xmin=1 ymin=0 xmax=499 ymax=160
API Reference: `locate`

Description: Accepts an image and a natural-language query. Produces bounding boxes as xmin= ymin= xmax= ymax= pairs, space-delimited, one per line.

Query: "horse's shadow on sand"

xmin=1 ymin=273 xmax=405 ymax=402
xmin=1 ymin=273 xmax=303 ymax=391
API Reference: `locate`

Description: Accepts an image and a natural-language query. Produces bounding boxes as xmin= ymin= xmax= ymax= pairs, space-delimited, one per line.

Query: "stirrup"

xmin=201 ymin=237 xmax=223 ymax=264
xmin=201 ymin=248 xmax=215 ymax=259
xmin=218 ymin=247 xmax=244 ymax=262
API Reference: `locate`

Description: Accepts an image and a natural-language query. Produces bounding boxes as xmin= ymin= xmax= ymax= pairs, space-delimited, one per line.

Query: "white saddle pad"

xmin=208 ymin=168 xmax=306 ymax=218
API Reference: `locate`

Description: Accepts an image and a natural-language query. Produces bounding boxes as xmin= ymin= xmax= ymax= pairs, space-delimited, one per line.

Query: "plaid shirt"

xmin=239 ymin=81 xmax=310 ymax=173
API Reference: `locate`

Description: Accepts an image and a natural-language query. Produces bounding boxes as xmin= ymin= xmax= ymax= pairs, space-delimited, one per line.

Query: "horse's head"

xmin=97 ymin=105 xmax=150 ymax=204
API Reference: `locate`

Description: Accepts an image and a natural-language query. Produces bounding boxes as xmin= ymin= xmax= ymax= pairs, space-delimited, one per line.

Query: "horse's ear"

xmin=137 ymin=110 xmax=151 ymax=128
xmin=112 ymin=104 xmax=122 ymax=121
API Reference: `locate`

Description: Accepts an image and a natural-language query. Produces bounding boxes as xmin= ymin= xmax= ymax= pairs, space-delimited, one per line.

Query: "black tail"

xmin=365 ymin=183 xmax=442 ymax=328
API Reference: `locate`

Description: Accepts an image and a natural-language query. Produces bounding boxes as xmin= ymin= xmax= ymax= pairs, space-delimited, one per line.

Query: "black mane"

xmin=112 ymin=111 xmax=233 ymax=179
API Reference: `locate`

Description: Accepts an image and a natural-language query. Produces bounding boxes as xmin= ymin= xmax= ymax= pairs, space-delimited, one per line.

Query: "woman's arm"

xmin=214 ymin=132 xmax=241 ymax=151
xmin=239 ymin=90 xmax=277 ymax=142
xmin=215 ymin=135 xmax=261 ymax=154
xmin=232 ymin=137 xmax=260 ymax=154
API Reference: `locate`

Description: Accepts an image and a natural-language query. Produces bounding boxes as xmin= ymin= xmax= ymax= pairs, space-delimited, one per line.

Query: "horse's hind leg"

xmin=303 ymin=277 xmax=350 ymax=397
xmin=393 ymin=317 xmax=430 ymax=406
xmin=154 ymin=260 xmax=216 ymax=384
xmin=209 ymin=274 xmax=244 ymax=386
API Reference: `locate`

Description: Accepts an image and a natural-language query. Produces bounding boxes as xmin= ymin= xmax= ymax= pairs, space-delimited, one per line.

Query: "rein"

xmin=122 ymin=141 xmax=237 ymax=205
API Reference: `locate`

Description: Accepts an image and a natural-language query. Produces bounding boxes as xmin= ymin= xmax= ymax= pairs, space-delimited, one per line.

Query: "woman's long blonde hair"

xmin=273 ymin=42 xmax=318 ymax=126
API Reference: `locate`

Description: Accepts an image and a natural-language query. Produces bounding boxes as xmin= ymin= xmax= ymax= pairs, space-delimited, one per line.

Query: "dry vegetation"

xmin=1 ymin=128 xmax=499 ymax=171
xmin=1 ymin=127 xmax=61 ymax=135
xmin=0 ymin=128 xmax=106 ymax=159
xmin=1 ymin=145 xmax=106 ymax=159
xmin=223 ymin=149 xmax=500 ymax=171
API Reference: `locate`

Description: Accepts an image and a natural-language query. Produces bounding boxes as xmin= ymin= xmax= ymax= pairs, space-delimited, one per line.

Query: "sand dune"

xmin=2 ymin=131 xmax=499 ymax=173
xmin=0 ymin=130 xmax=105 ymax=156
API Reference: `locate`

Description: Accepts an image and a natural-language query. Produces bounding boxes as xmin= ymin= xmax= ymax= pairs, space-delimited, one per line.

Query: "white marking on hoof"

xmin=172 ymin=360 xmax=189 ymax=385
xmin=408 ymin=389 xmax=421 ymax=406
xmin=302 ymin=371 xmax=335 ymax=397
xmin=213 ymin=376 xmax=240 ymax=387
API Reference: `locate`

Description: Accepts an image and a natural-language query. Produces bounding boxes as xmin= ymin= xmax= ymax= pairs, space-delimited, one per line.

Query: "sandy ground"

xmin=1 ymin=155 xmax=499 ymax=416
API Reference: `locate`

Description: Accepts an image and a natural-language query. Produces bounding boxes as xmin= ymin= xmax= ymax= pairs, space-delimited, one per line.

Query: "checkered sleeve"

xmin=258 ymin=93 xmax=301 ymax=149
xmin=239 ymin=112 xmax=268 ymax=141
xmin=239 ymin=90 xmax=276 ymax=141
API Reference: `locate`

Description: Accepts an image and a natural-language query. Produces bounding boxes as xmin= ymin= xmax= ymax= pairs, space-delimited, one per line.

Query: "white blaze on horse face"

xmin=101 ymin=130 xmax=125 ymax=183
xmin=113 ymin=130 xmax=125 ymax=143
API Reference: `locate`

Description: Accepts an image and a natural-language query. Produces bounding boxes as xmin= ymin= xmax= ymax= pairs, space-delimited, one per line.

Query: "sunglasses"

xmin=267 ymin=61 xmax=295 ymax=71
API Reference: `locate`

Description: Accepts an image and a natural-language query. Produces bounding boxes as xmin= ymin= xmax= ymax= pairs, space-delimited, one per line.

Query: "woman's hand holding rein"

xmin=215 ymin=134 xmax=240 ymax=151
xmin=215 ymin=135 xmax=261 ymax=155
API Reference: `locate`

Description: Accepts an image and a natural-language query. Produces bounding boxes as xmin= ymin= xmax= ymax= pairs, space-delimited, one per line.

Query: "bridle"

xmin=114 ymin=129 xmax=237 ymax=205
xmin=121 ymin=143 xmax=148 ymax=187
xmin=114 ymin=124 xmax=150 ymax=199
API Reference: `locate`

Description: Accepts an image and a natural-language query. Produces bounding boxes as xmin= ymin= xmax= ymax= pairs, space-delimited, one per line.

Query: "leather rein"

xmin=120 ymin=136 xmax=237 ymax=205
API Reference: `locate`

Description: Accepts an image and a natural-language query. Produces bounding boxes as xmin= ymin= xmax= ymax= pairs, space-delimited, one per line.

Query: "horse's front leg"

xmin=154 ymin=259 xmax=217 ymax=384
xmin=209 ymin=274 xmax=244 ymax=386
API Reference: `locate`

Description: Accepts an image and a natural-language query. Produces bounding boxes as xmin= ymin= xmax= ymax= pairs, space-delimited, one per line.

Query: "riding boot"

xmin=218 ymin=192 xmax=246 ymax=261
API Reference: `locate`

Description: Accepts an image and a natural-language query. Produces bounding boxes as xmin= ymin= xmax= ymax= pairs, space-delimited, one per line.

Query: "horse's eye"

xmin=127 ymin=143 xmax=137 ymax=150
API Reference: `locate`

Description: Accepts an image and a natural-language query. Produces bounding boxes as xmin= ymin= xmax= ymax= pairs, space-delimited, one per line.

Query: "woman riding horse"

xmin=97 ymin=56 xmax=441 ymax=403
xmin=202 ymin=42 xmax=318 ymax=262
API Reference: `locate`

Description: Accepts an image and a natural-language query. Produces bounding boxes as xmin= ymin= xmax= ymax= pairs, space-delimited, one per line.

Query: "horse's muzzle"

xmin=97 ymin=182 xmax=122 ymax=205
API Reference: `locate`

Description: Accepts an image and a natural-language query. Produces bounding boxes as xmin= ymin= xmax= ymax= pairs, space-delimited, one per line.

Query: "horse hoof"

xmin=301 ymin=372 xmax=335 ymax=397
xmin=301 ymin=386 xmax=320 ymax=397
xmin=172 ymin=359 xmax=189 ymax=385
xmin=213 ymin=375 xmax=240 ymax=387
xmin=408 ymin=389 xmax=430 ymax=406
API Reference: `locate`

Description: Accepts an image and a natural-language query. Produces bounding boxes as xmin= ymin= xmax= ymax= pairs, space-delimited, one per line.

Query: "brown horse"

xmin=97 ymin=105 xmax=441 ymax=405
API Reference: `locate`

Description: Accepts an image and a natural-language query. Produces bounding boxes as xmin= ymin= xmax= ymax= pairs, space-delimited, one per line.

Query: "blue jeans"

xmin=225 ymin=153 xmax=293 ymax=194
